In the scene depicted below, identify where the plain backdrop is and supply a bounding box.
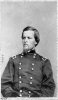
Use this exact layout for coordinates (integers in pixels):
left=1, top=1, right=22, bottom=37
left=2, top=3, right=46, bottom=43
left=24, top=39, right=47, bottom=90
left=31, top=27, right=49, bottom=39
left=1, top=1, right=57, bottom=96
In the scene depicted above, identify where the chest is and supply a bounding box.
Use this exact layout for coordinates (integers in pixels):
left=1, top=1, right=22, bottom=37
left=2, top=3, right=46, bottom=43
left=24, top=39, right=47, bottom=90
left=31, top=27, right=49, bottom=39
left=13, top=55, right=43, bottom=80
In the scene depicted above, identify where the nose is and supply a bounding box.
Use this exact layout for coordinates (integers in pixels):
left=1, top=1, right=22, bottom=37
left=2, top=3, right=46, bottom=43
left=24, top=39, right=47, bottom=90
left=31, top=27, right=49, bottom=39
left=24, top=37, right=28, bottom=43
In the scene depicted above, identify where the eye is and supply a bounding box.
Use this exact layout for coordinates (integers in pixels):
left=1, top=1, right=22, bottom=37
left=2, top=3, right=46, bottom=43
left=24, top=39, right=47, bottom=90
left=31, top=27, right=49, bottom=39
left=22, top=36, right=26, bottom=39
left=28, top=37, right=32, bottom=39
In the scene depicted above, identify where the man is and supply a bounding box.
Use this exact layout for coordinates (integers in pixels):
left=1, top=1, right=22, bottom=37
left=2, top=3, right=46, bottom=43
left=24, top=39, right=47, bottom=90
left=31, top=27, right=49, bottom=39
left=1, top=26, right=55, bottom=97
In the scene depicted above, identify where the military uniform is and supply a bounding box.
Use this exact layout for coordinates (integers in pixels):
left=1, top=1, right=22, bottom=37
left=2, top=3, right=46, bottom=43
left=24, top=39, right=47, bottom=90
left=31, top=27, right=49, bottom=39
left=1, top=50, right=55, bottom=97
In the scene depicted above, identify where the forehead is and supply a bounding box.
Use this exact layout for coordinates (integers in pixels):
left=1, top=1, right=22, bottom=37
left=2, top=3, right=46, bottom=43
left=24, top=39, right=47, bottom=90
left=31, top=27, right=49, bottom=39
left=23, top=30, right=34, bottom=37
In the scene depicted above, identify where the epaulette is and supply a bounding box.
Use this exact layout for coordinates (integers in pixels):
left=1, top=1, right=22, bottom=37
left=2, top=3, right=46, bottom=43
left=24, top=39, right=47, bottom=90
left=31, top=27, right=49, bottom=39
left=42, top=57, right=47, bottom=61
left=12, top=55, right=16, bottom=59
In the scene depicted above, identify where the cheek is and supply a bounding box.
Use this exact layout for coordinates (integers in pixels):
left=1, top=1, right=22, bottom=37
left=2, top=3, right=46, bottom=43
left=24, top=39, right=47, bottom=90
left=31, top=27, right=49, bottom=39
left=29, top=40, right=35, bottom=46
left=22, top=40, right=24, bottom=44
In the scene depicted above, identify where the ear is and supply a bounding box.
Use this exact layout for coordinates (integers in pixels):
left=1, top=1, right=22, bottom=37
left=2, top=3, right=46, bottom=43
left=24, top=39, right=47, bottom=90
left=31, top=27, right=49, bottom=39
left=35, top=42, right=37, bottom=46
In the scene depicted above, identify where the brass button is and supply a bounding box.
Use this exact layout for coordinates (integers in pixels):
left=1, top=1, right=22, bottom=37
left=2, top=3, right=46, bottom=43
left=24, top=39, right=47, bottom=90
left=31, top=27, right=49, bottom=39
left=20, top=90, right=22, bottom=93
left=31, top=68, right=34, bottom=71
left=21, top=56, right=23, bottom=58
left=19, top=81, right=22, bottom=84
left=29, top=91, right=31, bottom=93
left=19, top=67, right=21, bottom=70
left=33, top=56, right=35, bottom=58
left=19, top=76, right=21, bottom=79
left=32, top=63, right=34, bottom=66
left=34, top=53, right=36, bottom=56
left=30, top=82, right=32, bottom=84
left=19, top=63, right=21, bottom=65
left=19, top=94, right=22, bottom=97
left=30, top=77, right=33, bottom=80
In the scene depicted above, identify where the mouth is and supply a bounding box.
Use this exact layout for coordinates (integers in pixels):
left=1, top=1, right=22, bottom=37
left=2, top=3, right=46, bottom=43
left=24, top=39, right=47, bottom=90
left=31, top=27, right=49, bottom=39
left=23, top=44, right=29, bottom=48
left=24, top=44, right=28, bottom=46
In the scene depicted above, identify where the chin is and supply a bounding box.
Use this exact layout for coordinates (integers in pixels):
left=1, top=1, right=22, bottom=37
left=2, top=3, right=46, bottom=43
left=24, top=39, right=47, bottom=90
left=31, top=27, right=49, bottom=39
left=24, top=48, right=29, bottom=51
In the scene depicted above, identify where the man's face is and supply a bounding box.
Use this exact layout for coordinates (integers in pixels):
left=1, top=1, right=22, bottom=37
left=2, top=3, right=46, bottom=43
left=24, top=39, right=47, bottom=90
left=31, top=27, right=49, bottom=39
left=22, top=30, right=36, bottom=51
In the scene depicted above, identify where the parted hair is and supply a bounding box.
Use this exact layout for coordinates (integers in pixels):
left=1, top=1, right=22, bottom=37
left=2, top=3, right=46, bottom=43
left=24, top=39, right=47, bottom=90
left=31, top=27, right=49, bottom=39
left=21, top=26, right=40, bottom=46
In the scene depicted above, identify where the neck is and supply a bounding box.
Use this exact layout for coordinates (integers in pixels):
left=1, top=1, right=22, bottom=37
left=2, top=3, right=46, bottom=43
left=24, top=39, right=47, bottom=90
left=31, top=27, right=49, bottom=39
left=23, top=48, right=35, bottom=54
left=23, top=47, right=35, bottom=52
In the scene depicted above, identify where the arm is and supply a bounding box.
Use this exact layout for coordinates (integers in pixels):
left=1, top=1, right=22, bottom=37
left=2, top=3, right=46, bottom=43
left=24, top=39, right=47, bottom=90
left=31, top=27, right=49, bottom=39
left=1, top=57, right=19, bottom=97
left=39, top=59, right=56, bottom=97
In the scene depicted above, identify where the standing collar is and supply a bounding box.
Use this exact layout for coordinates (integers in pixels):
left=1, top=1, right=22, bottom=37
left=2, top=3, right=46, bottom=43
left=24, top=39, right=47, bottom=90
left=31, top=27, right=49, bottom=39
left=27, top=49, right=36, bottom=54
left=22, top=49, right=36, bottom=55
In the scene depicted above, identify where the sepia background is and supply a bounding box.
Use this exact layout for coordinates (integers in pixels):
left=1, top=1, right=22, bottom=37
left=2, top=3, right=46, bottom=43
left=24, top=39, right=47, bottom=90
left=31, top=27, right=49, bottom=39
left=1, top=1, right=57, bottom=96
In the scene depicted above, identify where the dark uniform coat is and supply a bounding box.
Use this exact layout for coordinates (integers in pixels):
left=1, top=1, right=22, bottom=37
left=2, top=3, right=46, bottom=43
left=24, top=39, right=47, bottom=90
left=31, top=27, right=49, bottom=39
left=1, top=50, right=55, bottom=97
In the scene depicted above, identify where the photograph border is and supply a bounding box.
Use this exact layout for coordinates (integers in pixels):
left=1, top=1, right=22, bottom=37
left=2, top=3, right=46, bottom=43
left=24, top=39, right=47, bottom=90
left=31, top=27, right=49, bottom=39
left=0, top=0, right=58, bottom=100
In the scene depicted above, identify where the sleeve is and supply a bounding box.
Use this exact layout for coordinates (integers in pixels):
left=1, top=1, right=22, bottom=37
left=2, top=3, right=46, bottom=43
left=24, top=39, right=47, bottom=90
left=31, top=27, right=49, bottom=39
left=1, top=57, right=19, bottom=97
left=38, top=59, right=56, bottom=97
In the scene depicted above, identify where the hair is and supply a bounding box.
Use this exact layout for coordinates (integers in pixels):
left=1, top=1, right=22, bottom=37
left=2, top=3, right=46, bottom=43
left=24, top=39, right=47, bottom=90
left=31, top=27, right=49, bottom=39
left=21, top=26, right=40, bottom=46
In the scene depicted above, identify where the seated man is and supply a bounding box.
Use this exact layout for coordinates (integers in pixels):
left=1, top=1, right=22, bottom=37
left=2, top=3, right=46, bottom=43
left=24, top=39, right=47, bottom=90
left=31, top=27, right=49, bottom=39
left=1, top=26, right=55, bottom=97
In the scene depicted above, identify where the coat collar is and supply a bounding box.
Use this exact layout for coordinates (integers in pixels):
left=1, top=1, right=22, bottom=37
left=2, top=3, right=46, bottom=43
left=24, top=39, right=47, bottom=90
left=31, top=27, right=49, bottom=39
left=22, top=49, right=36, bottom=55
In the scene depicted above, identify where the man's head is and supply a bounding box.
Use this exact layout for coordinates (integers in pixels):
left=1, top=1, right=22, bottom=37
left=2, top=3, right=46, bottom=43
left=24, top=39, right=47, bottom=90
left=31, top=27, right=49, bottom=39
left=21, top=26, right=40, bottom=51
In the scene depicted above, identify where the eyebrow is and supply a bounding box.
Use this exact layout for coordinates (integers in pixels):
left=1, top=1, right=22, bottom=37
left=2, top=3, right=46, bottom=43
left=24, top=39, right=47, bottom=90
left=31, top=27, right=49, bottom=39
left=23, top=36, right=32, bottom=38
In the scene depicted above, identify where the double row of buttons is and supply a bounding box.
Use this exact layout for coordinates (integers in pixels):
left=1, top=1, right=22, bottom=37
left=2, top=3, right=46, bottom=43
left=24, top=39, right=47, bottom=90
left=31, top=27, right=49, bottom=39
left=19, top=90, right=22, bottom=97
left=19, top=76, right=33, bottom=79
left=19, top=90, right=31, bottom=97
left=19, top=62, right=34, bottom=70
left=19, top=78, right=33, bottom=85
left=19, top=54, right=36, bottom=97
left=19, top=67, right=34, bottom=71
left=19, top=62, right=34, bottom=84
left=33, top=53, right=36, bottom=59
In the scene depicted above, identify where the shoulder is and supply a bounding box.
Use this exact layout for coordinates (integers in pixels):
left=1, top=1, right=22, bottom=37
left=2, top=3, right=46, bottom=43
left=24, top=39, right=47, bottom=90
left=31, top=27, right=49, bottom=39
left=36, top=53, right=52, bottom=69
left=39, top=55, right=51, bottom=68
left=10, top=53, right=21, bottom=60
left=41, top=56, right=47, bottom=62
left=36, top=53, right=47, bottom=61
left=39, top=54, right=51, bottom=64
